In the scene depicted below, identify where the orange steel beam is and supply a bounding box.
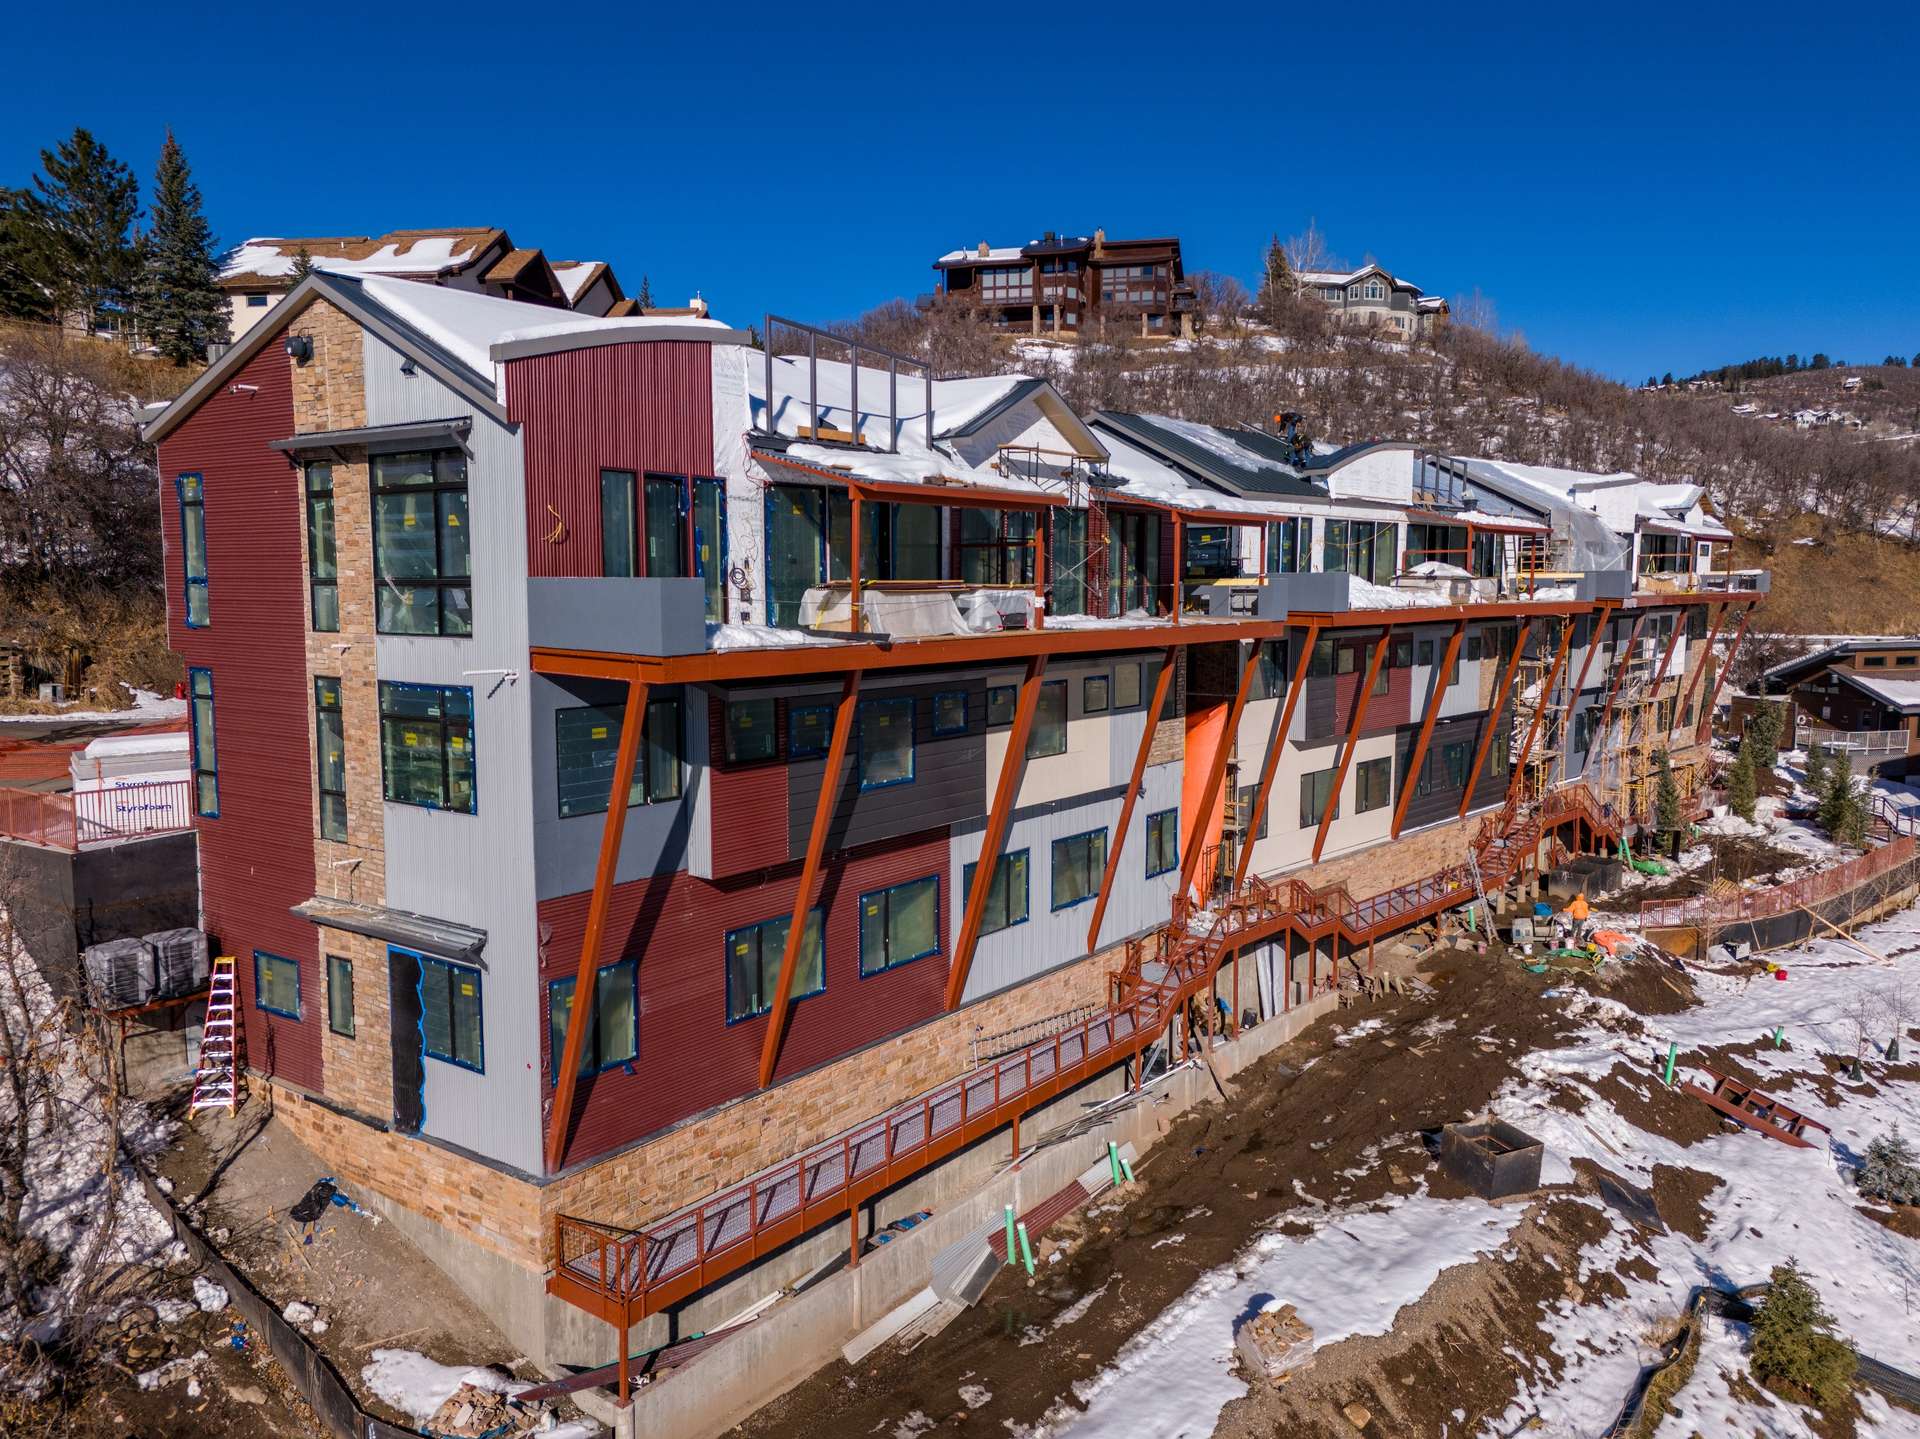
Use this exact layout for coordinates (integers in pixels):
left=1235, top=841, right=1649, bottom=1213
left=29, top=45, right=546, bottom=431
left=1176, top=642, right=1263, bottom=902
left=1459, top=621, right=1532, bottom=818
left=1566, top=602, right=1618, bottom=702
left=1696, top=602, right=1754, bottom=743
left=758, top=670, right=861, bottom=1089
left=945, top=655, right=1048, bottom=1009
left=1675, top=601, right=1729, bottom=730
left=1087, top=649, right=1178, bottom=951
left=1507, top=610, right=1579, bottom=802
left=1232, top=622, right=1321, bottom=891
left=546, top=676, right=649, bottom=1173
left=1313, top=627, right=1392, bottom=863
left=1594, top=612, right=1647, bottom=755
left=1391, top=620, right=1465, bottom=839
left=1032, top=509, right=1047, bottom=630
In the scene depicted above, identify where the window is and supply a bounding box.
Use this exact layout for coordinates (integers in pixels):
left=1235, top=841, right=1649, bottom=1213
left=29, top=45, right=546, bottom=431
left=1442, top=740, right=1471, bottom=789
left=177, top=473, right=209, bottom=626
left=933, top=691, right=969, bottom=736
left=245, top=293, right=269, bottom=307
left=1145, top=809, right=1178, bottom=877
left=986, top=685, right=1016, bottom=726
left=859, top=875, right=940, bottom=975
left=315, top=677, right=346, bottom=841
left=1356, top=757, right=1393, bottom=813
left=1489, top=739, right=1510, bottom=779
left=420, top=954, right=484, bottom=1071
left=724, top=911, right=824, bottom=1023
left=1686, top=608, right=1709, bottom=641
left=254, top=951, right=300, bottom=1019
left=372, top=450, right=470, bottom=636
left=644, top=475, right=686, bottom=578
left=963, top=850, right=1030, bottom=935
left=554, top=695, right=682, bottom=816
left=1572, top=707, right=1596, bottom=755
left=601, top=469, right=636, bottom=577
left=956, top=508, right=1035, bottom=586
left=1115, top=663, right=1142, bottom=709
left=1405, top=522, right=1467, bottom=570
left=1864, top=654, right=1887, bottom=668
left=979, top=265, right=1033, bottom=302
left=326, top=954, right=354, bottom=1037
left=859, top=697, right=915, bottom=789
left=1083, top=674, right=1110, bottom=715
left=1050, top=829, right=1107, bottom=909
left=1898, top=656, right=1918, bottom=667
left=789, top=702, right=833, bottom=758
left=1253, top=640, right=1288, bottom=700
left=1299, top=768, right=1340, bottom=828
left=549, top=958, right=641, bottom=1072
left=379, top=682, right=475, bottom=813
left=1028, top=680, right=1067, bottom=758
left=1323, top=519, right=1396, bottom=584
left=188, top=668, right=217, bottom=817
left=305, top=462, right=337, bottom=631
left=1264, top=517, right=1305, bottom=574
left=726, top=698, right=777, bottom=762
left=1237, top=783, right=1269, bottom=840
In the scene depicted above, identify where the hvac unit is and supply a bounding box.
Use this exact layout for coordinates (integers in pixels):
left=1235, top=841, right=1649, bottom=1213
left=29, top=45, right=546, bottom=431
left=147, top=928, right=211, bottom=999
left=84, top=936, right=157, bottom=1010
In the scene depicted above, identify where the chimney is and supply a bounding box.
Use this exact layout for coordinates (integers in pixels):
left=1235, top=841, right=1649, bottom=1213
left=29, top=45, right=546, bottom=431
left=977, top=241, right=990, bottom=258
left=689, top=295, right=709, bottom=318
left=1043, top=230, right=1056, bottom=243
left=1093, top=227, right=1106, bottom=257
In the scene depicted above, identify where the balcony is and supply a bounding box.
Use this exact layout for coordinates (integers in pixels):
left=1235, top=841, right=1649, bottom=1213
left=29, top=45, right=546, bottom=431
left=527, top=578, right=710, bottom=658
left=0, top=781, right=192, bottom=851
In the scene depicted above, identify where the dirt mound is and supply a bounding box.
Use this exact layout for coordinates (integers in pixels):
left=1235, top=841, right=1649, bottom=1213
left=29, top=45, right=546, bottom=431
left=1651, top=1165, right=1724, bottom=1241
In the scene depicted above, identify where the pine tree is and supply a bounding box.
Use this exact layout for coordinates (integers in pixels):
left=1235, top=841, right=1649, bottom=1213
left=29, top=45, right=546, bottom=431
left=1750, top=1259, right=1856, bottom=1407
left=0, top=188, right=54, bottom=320
left=138, top=131, right=228, bottom=364
left=290, top=245, right=314, bottom=280
left=1802, top=743, right=1828, bottom=801
left=16, top=127, right=140, bottom=333
left=1818, top=762, right=1866, bottom=844
left=1858, top=1128, right=1920, bottom=1205
left=637, top=273, right=653, bottom=309
left=1256, top=234, right=1293, bottom=309
left=1653, top=748, right=1683, bottom=852
left=1728, top=747, right=1757, bottom=822
left=1746, top=700, right=1784, bottom=764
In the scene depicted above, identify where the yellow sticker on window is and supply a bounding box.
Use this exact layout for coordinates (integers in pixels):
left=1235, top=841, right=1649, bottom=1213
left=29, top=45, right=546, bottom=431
left=866, top=902, right=879, bottom=916
left=404, top=731, right=418, bottom=744
left=591, top=726, right=608, bottom=739
left=403, top=513, right=417, bottom=527
left=449, top=736, right=464, bottom=750
left=446, top=514, right=460, bottom=527
left=460, top=982, right=474, bottom=996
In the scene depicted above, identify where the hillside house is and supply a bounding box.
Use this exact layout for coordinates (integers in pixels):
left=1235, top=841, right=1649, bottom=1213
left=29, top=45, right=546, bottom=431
left=1754, top=638, right=1920, bottom=767
left=1298, top=264, right=1448, bottom=334
left=216, top=228, right=631, bottom=340
left=139, top=272, right=1757, bottom=1393
left=931, top=230, right=1198, bottom=339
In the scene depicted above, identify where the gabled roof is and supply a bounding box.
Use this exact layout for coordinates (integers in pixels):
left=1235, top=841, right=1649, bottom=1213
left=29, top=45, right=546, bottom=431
left=1832, top=669, right=1920, bottom=714
left=1761, top=638, right=1920, bottom=691
left=551, top=260, right=620, bottom=306
left=1297, top=263, right=1424, bottom=297
left=1088, top=411, right=1325, bottom=500
left=218, top=228, right=508, bottom=288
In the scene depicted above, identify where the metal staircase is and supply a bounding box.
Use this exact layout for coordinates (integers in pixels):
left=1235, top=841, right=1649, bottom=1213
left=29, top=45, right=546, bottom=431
left=189, top=954, right=240, bottom=1115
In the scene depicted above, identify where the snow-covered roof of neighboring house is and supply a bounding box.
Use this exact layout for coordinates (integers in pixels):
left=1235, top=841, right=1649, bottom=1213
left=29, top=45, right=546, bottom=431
left=1415, top=296, right=1448, bottom=313
left=1096, top=426, right=1358, bottom=520
left=1761, top=638, right=1920, bottom=690
left=1089, top=412, right=1325, bottom=501
left=551, top=261, right=613, bottom=305
left=1832, top=671, right=1920, bottom=714
left=1297, top=264, right=1425, bottom=296
left=934, top=245, right=1028, bottom=266
left=218, top=228, right=507, bottom=287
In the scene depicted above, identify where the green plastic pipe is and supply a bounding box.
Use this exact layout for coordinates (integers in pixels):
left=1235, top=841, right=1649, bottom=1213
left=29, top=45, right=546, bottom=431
left=1016, top=1221, right=1035, bottom=1275
left=1120, top=1154, right=1135, bottom=1183
left=1663, top=1041, right=1678, bottom=1086
left=1003, top=1204, right=1016, bottom=1267
left=1773, top=1026, right=1785, bottom=1049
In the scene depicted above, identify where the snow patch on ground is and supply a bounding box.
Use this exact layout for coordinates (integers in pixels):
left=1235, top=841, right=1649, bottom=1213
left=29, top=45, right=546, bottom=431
left=0, top=687, right=184, bottom=724
left=359, top=1348, right=531, bottom=1424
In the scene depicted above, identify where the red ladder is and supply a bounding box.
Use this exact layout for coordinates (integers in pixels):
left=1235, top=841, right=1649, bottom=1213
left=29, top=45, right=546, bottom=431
left=190, top=954, right=240, bottom=1115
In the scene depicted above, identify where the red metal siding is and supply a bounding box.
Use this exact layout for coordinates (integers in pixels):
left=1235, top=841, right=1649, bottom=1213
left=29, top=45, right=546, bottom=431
left=504, top=343, right=713, bottom=578
left=1329, top=637, right=1412, bottom=737
left=157, top=347, right=321, bottom=1092
left=705, top=696, right=791, bottom=878
left=538, top=828, right=950, bottom=1168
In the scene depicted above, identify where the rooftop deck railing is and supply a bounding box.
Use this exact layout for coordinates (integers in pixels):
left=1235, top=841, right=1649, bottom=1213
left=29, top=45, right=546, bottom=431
left=0, top=780, right=192, bottom=851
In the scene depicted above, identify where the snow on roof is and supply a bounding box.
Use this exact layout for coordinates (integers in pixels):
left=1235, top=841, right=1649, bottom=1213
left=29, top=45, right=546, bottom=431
left=936, top=246, right=1026, bottom=265
left=1296, top=265, right=1423, bottom=294
left=550, top=261, right=605, bottom=304
left=1835, top=672, right=1920, bottom=712
left=80, top=733, right=188, bottom=759
left=221, top=232, right=488, bottom=283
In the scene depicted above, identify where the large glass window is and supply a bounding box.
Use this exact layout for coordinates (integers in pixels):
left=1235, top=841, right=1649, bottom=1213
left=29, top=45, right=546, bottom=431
left=859, top=697, right=915, bottom=789
left=725, top=697, right=777, bottom=763
left=178, top=473, right=209, bottom=627
left=326, top=954, right=354, bottom=1037
left=645, top=475, right=685, bottom=578
left=1264, top=517, right=1306, bottom=574
left=1145, top=809, right=1178, bottom=877
left=1108, top=509, right=1161, bottom=615
left=1299, top=768, right=1340, bottom=828
left=789, top=703, right=833, bottom=758
left=601, top=468, right=636, bottom=578
left=933, top=691, right=968, bottom=736
left=766, top=485, right=825, bottom=628
left=188, top=667, right=217, bottom=817
left=986, top=686, right=1016, bottom=726
left=859, top=876, right=940, bottom=975
left=1083, top=674, right=1110, bottom=715
left=372, top=450, right=471, bottom=636
left=1115, top=663, right=1142, bottom=709
left=1253, top=639, right=1289, bottom=700
left=548, top=958, right=641, bottom=1074
left=693, top=478, right=726, bottom=621
left=724, top=911, right=825, bottom=1022
left=254, top=951, right=300, bottom=1019
left=1028, top=680, right=1067, bottom=758
left=1356, top=757, right=1393, bottom=813
left=554, top=695, right=682, bottom=817
left=315, top=677, right=346, bottom=841
left=1405, top=522, right=1468, bottom=570
left=305, top=462, right=337, bottom=631
left=1237, top=782, right=1269, bottom=840
left=1051, top=829, right=1107, bottom=910
left=379, top=683, right=475, bottom=813
left=957, top=508, right=1035, bottom=586
left=1323, top=519, right=1397, bottom=585
left=420, top=954, right=484, bottom=1071
left=1443, top=740, right=1472, bottom=789
left=1050, top=509, right=1089, bottom=617
left=963, top=850, right=1029, bottom=936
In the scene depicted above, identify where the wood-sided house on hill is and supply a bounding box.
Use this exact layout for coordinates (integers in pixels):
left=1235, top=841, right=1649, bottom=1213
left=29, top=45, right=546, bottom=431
left=1750, top=639, right=1920, bottom=769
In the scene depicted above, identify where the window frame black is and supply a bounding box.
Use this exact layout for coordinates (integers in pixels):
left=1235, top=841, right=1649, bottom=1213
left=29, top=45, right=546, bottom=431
left=315, top=676, right=346, bottom=841
left=963, top=849, right=1030, bottom=936
left=378, top=681, right=477, bottom=814
left=370, top=449, right=472, bottom=638
left=304, top=461, right=338, bottom=633
left=418, top=952, right=485, bottom=1072
left=326, top=953, right=355, bottom=1037
left=254, top=950, right=300, bottom=1020
left=548, top=956, right=642, bottom=1076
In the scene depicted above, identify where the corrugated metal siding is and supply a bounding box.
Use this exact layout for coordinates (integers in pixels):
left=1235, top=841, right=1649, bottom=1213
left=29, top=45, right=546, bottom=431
left=536, top=827, right=950, bottom=1167
left=1393, top=707, right=1513, bottom=830
left=706, top=696, right=791, bottom=878
left=157, top=346, right=321, bottom=1090
left=505, top=343, right=713, bottom=578
left=788, top=679, right=987, bottom=856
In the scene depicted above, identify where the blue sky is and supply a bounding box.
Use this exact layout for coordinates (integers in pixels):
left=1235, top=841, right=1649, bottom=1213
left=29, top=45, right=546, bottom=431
left=6, top=2, right=1916, bottom=382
